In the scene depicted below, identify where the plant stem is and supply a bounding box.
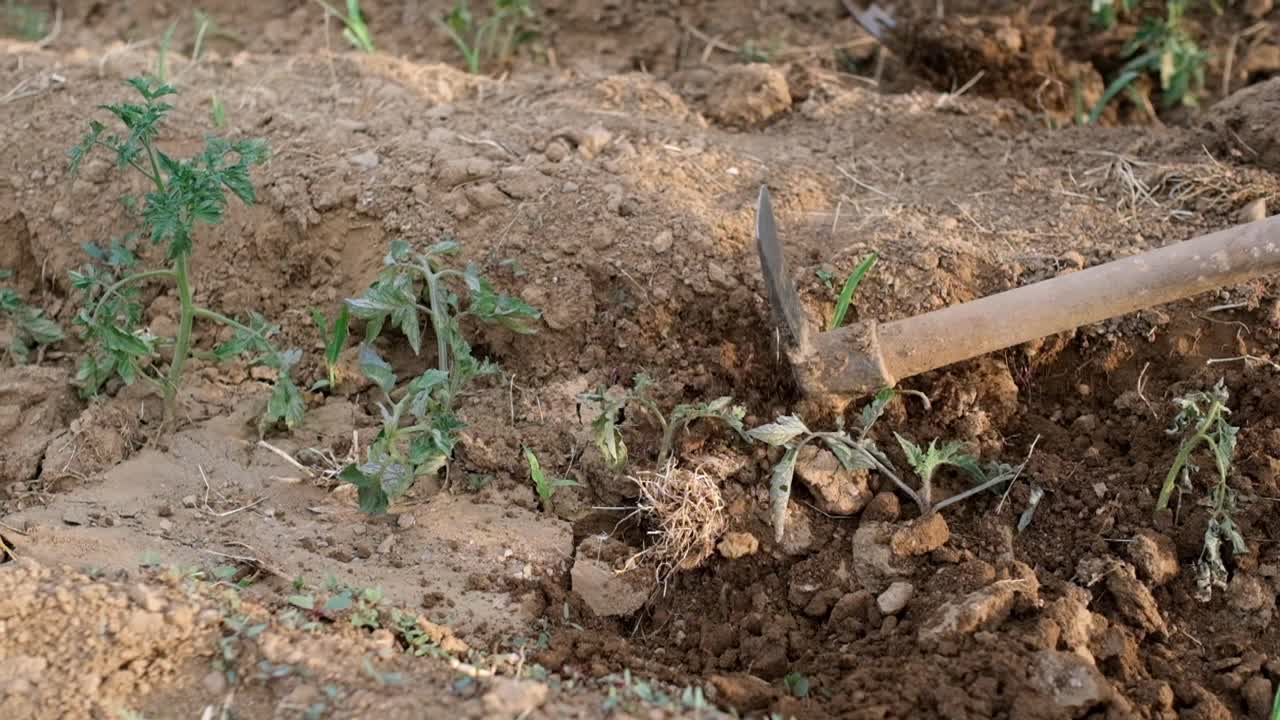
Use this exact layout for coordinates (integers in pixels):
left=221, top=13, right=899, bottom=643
left=87, top=269, right=175, bottom=326
left=419, top=264, right=451, bottom=377
left=191, top=306, right=267, bottom=338
left=164, top=252, right=195, bottom=422
left=1156, top=404, right=1222, bottom=511
left=857, top=445, right=927, bottom=514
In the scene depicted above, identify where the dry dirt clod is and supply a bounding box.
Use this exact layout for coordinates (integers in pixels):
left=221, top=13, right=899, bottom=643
left=919, top=575, right=1040, bottom=644
left=862, top=491, right=901, bottom=523
left=708, top=674, right=777, bottom=712
left=876, top=581, right=914, bottom=616
left=890, top=512, right=951, bottom=557
left=482, top=678, right=549, bottom=718
left=718, top=531, right=759, bottom=559
left=705, top=64, right=792, bottom=128
left=1028, top=650, right=1113, bottom=714
left=1103, top=561, right=1168, bottom=637
left=1127, top=530, right=1179, bottom=587
left=1242, top=676, right=1274, bottom=719
left=1244, top=0, right=1274, bottom=17
left=1228, top=574, right=1276, bottom=627
left=794, top=445, right=873, bottom=515
left=571, top=554, right=654, bottom=618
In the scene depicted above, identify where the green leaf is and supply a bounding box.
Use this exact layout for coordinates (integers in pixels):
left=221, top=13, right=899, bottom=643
left=748, top=415, right=808, bottom=447
left=829, top=252, right=878, bottom=330
left=1212, top=423, right=1238, bottom=482
left=784, top=672, right=811, bottom=699
left=324, top=591, right=354, bottom=612
left=769, top=446, right=800, bottom=543
left=327, top=304, right=350, bottom=364
left=858, top=387, right=896, bottom=436
left=260, top=375, right=305, bottom=433
left=288, top=594, right=316, bottom=610
left=822, top=435, right=874, bottom=471
left=358, top=344, right=397, bottom=393
left=212, top=565, right=239, bottom=580
left=102, top=324, right=153, bottom=357
left=339, top=463, right=389, bottom=515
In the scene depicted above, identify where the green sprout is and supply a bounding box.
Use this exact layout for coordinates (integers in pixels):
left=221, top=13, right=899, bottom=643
left=829, top=252, right=878, bottom=331
left=525, top=446, right=581, bottom=513
left=579, top=372, right=748, bottom=473
left=314, top=0, right=375, bottom=53
left=67, top=77, right=302, bottom=432
left=750, top=389, right=1022, bottom=541
left=1088, top=0, right=1207, bottom=123
left=310, top=304, right=350, bottom=392
left=0, top=269, right=64, bottom=364
left=435, top=0, right=540, bottom=75
left=338, top=238, right=540, bottom=513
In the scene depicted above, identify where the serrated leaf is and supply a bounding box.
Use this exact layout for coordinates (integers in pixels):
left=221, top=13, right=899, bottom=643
left=859, top=387, right=896, bottom=435
left=769, top=446, right=800, bottom=543
left=359, top=344, right=397, bottom=393
left=1212, top=423, right=1238, bottom=482
left=749, top=415, right=809, bottom=447
left=339, top=464, right=389, bottom=515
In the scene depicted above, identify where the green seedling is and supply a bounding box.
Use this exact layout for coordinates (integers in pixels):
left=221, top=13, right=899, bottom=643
left=210, top=93, right=226, bottom=128
left=579, top=372, right=748, bottom=472
left=1157, top=380, right=1246, bottom=601
left=750, top=389, right=1022, bottom=541
left=525, top=446, right=581, bottom=513
left=436, top=0, right=540, bottom=75
left=1089, top=0, right=1136, bottom=29
left=338, top=238, right=539, bottom=513
left=156, top=22, right=178, bottom=83
left=1271, top=684, right=1280, bottom=720
left=0, top=269, right=64, bottom=364
left=784, top=672, right=811, bottom=699
left=2, top=1, right=47, bottom=40
left=314, top=0, right=375, bottom=53
left=828, top=252, right=878, bottom=331
left=1088, top=0, right=1207, bottom=123
left=68, top=77, right=303, bottom=432
left=309, top=304, right=350, bottom=392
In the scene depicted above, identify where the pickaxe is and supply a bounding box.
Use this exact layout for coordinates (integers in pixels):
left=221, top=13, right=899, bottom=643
left=755, top=185, right=1280, bottom=402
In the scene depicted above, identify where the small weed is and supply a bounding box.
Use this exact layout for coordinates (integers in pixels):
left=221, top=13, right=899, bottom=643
left=579, top=373, right=747, bottom=472
left=338, top=237, right=539, bottom=513
left=1158, top=380, right=1247, bottom=601
left=0, top=269, right=64, bottom=364
left=68, top=78, right=303, bottom=432
left=314, top=0, right=375, bottom=53
left=210, top=93, right=226, bottom=128
left=1089, top=0, right=1136, bottom=29
left=828, top=252, right=878, bottom=331
left=436, top=0, right=540, bottom=75
left=1, top=1, right=47, bottom=41
left=751, top=389, right=1023, bottom=540
left=815, top=268, right=836, bottom=290
left=309, top=304, right=350, bottom=392
left=1088, top=0, right=1208, bottom=123
left=524, top=446, right=581, bottom=513
left=784, top=671, right=811, bottom=698
left=739, top=39, right=780, bottom=64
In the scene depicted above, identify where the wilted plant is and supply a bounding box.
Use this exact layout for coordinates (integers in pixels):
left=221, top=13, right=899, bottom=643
left=1157, top=379, right=1246, bottom=601
left=68, top=77, right=303, bottom=432
left=525, top=447, right=581, bottom=513
left=0, top=269, right=63, bottom=364
left=579, top=373, right=748, bottom=473
left=338, top=238, right=540, bottom=513
left=750, top=388, right=1022, bottom=541
left=435, top=0, right=540, bottom=74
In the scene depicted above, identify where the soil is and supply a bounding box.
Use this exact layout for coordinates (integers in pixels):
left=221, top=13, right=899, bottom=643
left=3, top=1, right=1280, bottom=719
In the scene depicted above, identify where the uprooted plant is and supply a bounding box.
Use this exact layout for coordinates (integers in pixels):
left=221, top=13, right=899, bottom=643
left=338, top=238, right=540, bottom=513
left=0, top=269, right=64, bottom=364
left=68, top=77, right=304, bottom=432
left=1156, top=379, right=1247, bottom=601
left=750, top=388, right=1025, bottom=541
left=578, top=372, right=748, bottom=473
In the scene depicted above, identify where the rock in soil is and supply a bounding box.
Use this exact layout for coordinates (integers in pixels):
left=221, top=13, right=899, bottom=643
left=1243, top=676, right=1274, bottom=719
left=1208, top=77, right=1280, bottom=173
left=794, top=445, right=873, bottom=515
left=1027, top=650, right=1113, bottom=714
left=1228, top=574, right=1276, bottom=627
left=717, top=531, right=759, bottom=559
left=1127, top=530, right=1179, bottom=587
left=705, top=64, right=791, bottom=128
left=919, top=573, right=1040, bottom=644
left=0, top=366, right=79, bottom=486
left=482, top=678, right=549, bottom=718
left=876, top=581, right=914, bottom=616
left=571, top=555, right=654, bottom=618
left=851, top=521, right=912, bottom=592
left=890, top=513, right=951, bottom=557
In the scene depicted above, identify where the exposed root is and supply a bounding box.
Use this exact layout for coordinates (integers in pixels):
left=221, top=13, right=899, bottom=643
left=623, top=460, right=727, bottom=586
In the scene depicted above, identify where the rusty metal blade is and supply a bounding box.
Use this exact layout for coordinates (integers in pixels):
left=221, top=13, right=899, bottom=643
left=755, top=186, right=809, bottom=351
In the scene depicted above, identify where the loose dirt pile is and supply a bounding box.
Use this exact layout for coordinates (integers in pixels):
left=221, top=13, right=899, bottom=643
left=3, top=1, right=1280, bottom=718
